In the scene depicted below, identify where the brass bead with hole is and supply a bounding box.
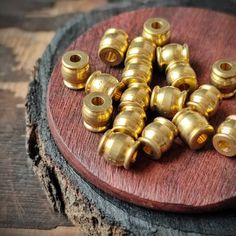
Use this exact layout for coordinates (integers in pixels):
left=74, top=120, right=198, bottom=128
left=82, top=92, right=113, bottom=132
left=166, top=61, right=198, bottom=93
left=210, top=59, right=236, bottom=98
left=156, top=43, right=189, bottom=68
left=139, top=117, right=178, bottom=160
left=187, top=84, right=222, bottom=118
left=85, top=71, right=123, bottom=101
left=98, top=129, right=140, bottom=169
left=172, top=108, right=214, bottom=150
left=213, top=115, right=236, bottom=157
left=61, top=50, right=90, bottom=90
left=142, top=17, right=170, bottom=46
left=150, top=86, right=188, bottom=118
left=98, top=28, right=129, bottom=66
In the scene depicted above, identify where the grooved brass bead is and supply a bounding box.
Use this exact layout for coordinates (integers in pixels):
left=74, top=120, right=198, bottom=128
left=120, top=83, right=151, bottom=110
left=112, top=102, right=146, bottom=139
left=142, top=17, right=170, bottom=46
left=61, top=50, right=90, bottom=90
left=85, top=71, right=123, bottom=101
left=139, top=117, right=178, bottom=160
left=156, top=43, right=189, bottom=68
left=213, top=115, right=236, bottom=157
left=150, top=86, right=187, bottom=118
left=82, top=92, right=113, bottom=132
left=187, top=84, right=222, bottom=118
left=166, top=62, right=198, bottom=92
left=98, top=129, right=140, bottom=169
left=125, top=36, right=155, bottom=65
left=172, top=108, right=214, bottom=150
left=210, top=59, right=236, bottom=98
left=98, top=28, right=129, bottom=66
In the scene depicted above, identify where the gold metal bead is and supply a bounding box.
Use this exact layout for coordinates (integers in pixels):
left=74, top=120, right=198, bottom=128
left=61, top=50, right=90, bottom=90
left=142, top=17, right=170, bottom=46
left=156, top=43, right=189, bottom=68
left=125, top=36, right=155, bottom=65
left=172, top=108, right=214, bottom=150
left=213, top=115, right=236, bottom=157
left=98, top=28, right=129, bottom=66
left=120, top=82, right=151, bottom=110
left=82, top=92, right=113, bottom=132
left=139, top=117, right=178, bottom=160
left=150, top=85, right=187, bottom=118
left=210, top=59, right=236, bottom=98
left=166, top=61, right=198, bottom=93
left=85, top=71, right=123, bottom=101
left=98, top=129, right=140, bottom=169
left=187, top=84, right=222, bottom=118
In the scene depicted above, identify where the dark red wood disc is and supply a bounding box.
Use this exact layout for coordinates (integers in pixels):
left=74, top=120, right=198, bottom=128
left=47, top=7, right=236, bottom=212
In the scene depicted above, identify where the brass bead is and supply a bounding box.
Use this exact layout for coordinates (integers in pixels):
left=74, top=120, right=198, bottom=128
left=125, top=36, right=155, bottom=65
left=156, top=43, right=189, bottom=68
left=61, top=50, right=90, bottom=90
left=139, top=117, right=178, bottom=160
left=166, top=61, right=198, bottom=93
left=112, top=102, right=146, bottom=139
left=142, top=17, right=170, bottom=46
left=210, top=59, right=236, bottom=98
left=150, top=85, right=187, bottom=118
left=82, top=92, right=113, bottom=132
left=98, top=28, right=129, bottom=66
left=213, top=115, right=236, bottom=157
left=120, top=83, right=151, bottom=110
left=98, top=129, right=140, bottom=169
left=85, top=71, right=123, bottom=101
left=187, top=84, right=222, bottom=118
left=172, top=108, right=214, bottom=150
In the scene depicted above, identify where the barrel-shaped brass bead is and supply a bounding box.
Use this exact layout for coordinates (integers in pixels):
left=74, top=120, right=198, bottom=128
left=82, top=92, right=113, bottom=132
left=98, top=28, right=129, bottom=66
left=210, top=59, right=236, bottom=98
left=187, top=84, right=222, bottom=118
left=142, top=17, right=170, bottom=46
left=139, top=117, right=178, bottom=160
left=125, top=36, right=155, bottom=65
left=150, top=86, right=187, bottom=118
left=85, top=71, right=123, bottom=101
left=213, top=115, right=236, bottom=157
left=120, top=83, right=151, bottom=110
left=157, top=43, right=189, bottom=68
left=166, top=62, right=198, bottom=93
left=172, top=108, right=214, bottom=150
left=98, top=129, right=140, bottom=169
left=61, top=50, right=90, bottom=90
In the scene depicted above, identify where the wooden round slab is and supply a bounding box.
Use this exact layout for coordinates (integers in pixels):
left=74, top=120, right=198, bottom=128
left=47, top=7, right=236, bottom=212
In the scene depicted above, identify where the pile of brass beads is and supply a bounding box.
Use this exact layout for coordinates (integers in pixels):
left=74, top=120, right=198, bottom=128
left=61, top=17, right=236, bottom=169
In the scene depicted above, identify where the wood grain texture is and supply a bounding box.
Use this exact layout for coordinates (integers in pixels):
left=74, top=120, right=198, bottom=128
left=47, top=7, right=236, bottom=212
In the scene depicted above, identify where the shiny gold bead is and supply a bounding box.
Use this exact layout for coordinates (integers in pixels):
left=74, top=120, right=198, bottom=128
left=120, top=83, right=151, bottom=110
left=172, top=108, right=214, bottom=150
left=210, top=59, right=236, bottom=98
left=150, top=85, right=187, bottom=118
left=139, top=117, right=178, bottom=160
left=166, top=61, right=198, bottom=93
left=61, top=50, right=90, bottom=90
left=187, top=84, right=222, bottom=118
left=125, top=36, right=155, bottom=65
left=85, top=71, right=123, bottom=101
left=156, top=43, right=189, bottom=68
left=82, top=92, right=113, bottom=132
left=98, top=129, right=140, bottom=169
left=98, top=28, right=129, bottom=66
left=213, top=115, right=236, bottom=157
left=142, top=17, right=170, bottom=46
